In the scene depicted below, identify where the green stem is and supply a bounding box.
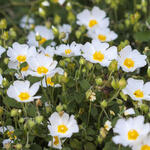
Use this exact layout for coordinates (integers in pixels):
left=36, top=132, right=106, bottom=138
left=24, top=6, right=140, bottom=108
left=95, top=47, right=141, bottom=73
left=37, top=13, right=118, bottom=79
left=87, top=102, right=92, bottom=126
left=97, top=110, right=103, bottom=129
left=109, top=88, right=121, bottom=102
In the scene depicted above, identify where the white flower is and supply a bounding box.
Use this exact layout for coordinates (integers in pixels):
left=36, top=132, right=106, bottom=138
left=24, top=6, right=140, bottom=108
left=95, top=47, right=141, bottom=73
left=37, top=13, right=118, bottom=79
left=104, top=120, right=112, bottom=131
left=7, top=42, right=37, bottom=63
left=58, top=24, right=71, bottom=42
left=8, top=61, right=30, bottom=79
left=0, top=126, right=16, bottom=147
left=0, top=74, right=3, bottom=86
left=87, top=28, right=118, bottom=42
left=55, top=42, right=82, bottom=57
left=27, top=53, right=57, bottom=77
left=77, top=6, right=109, bottom=30
left=7, top=80, right=41, bottom=103
left=42, top=67, right=64, bottom=87
left=132, top=136, right=150, bottom=150
left=0, top=45, right=6, bottom=57
left=54, top=0, right=66, bottom=5
left=118, top=45, right=147, bottom=72
left=48, top=112, right=79, bottom=138
left=48, top=136, right=62, bottom=149
left=41, top=0, right=50, bottom=6
left=124, top=108, right=135, bottom=116
left=20, top=15, right=34, bottom=29
left=40, top=46, right=55, bottom=58
left=27, top=25, right=54, bottom=47
left=122, top=78, right=150, bottom=101
left=112, top=116, right=150, bottom=147
left=82, top=40, right=117, bottom=67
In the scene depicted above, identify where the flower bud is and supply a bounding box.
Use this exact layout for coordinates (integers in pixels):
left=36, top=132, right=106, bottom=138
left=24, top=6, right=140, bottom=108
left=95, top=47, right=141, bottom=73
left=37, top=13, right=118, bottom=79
left=1, top=31, right=9, bottom=40
left=82, top=67, right=86, bottom=73
left=46, top=106, right=52, bottom=113
left=4, top=57, right=9, bottom=65
left=35, top=33, right=41, bottom=41
left=97, top=135, right=103, bottom=144
left=59, top=60, right=66, bottom=67
left=15, top=143, right=22, bottom=150
left=36, top=99, right=42, bottom=107
left=118, top=78, right=126, bottom=89
left=147, top=66, right=150, bottom=77
left=117, top=99, right=123, bottom=105
left=75, top=30, right=81, bottom=39
left=38, top=7, right=46, bottom=18
left=86, top=89, right=92, bottom=99
left=41, top=0, right=50, bottom=7
left=86, top=62, right=93, bottom=70
left=27, top=119, right=35, bottom=128
left=11, top=109, right=18, bottom=117
left=108, top=60, right=118, bottom=72
left=111, top=78, right=119, bottom=89
left=79, top=57, right=86, bottom=65
left=19, top=118, right=24, bottom=124
left=0, top=107, right=3, bottom=116
left=66, top=2, right=72, bottom=11
left=95, top=77, right=103, bottom=86
left=0, top=19, right=7, bottom=29
left=35, top=115, right=43, bottom=124
left=67, top=11, right=75, bottom=24
left=120, top=91, right=128, bottom=101
left=140, top=104, right=149, bottom=113
left=56, top=104, right=63, bottom=112
left=52, top=25, right=59, bottom=37
left=9, top=28, right=16, bottom=39
left=45, top=21, right=51, bottom=28
left=59, top=32, right=66, bottom=40
left=54, top=14, right=61, bottom=25
left=2, top=78, right=9, bottom=87
left=100, top=100, right=107, bottom=108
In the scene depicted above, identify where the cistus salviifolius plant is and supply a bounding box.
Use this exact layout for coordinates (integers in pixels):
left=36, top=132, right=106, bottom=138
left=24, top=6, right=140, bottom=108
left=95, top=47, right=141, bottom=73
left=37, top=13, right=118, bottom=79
left=0, top=0, right=150, bottom=149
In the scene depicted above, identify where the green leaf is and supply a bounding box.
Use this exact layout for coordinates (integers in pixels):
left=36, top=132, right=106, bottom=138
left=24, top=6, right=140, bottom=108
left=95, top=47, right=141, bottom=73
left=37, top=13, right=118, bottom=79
left=3, top=68, right=16, bottom=75
left=84, top=142, right=96, bottom=150
left=30, top=144, right=42, bottom=150
left=134, top=31, right=150, bottom=42
left=3, top=97, right=22, bottom=108
left=70, top=139, right=82, bottom=150
left=27, top=104, right=36, bottom=117
left=80, top=80, right=90, bottom=91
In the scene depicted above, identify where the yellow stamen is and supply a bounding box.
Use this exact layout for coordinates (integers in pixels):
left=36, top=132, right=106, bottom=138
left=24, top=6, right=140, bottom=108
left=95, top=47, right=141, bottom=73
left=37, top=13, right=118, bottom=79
left=128, top=129, right=139, bottom=140
left=46, top=77, right=54, bottom=87
left=18, top=92, right=30, bottom=101
left=133, top=89, right=144, bottom=98
left=141, top=145, right=150, bottom=150
left=39, top=37, right=47, bottom=45
left=89, top=19, right=98, bottom=28
left=21, top=65, right=29, bottom=72
left=37, top=66, right=48, bottom=74
left=93, top=51, right=104, bottom=62
left=53, top=136, right=59, bottom=146
left=98, top=34, right=106, bottom=42
left=45, top=53, right=50, bottom=57
left=7, top=131, right=17, bottom=140
left=65, top=49, right=72, bottom=55
left=124, top=58, right=134, bottom=68
left=16, top=55, right=26, bottom=63
left=57, top=125, right=68, bottom=134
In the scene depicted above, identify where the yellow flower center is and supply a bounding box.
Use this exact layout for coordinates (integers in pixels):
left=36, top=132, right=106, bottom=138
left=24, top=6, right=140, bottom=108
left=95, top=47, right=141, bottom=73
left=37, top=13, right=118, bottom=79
left=89, top=19, right=98, bottom=28
left=21, top=65, right=29, bottom=72
left=133, top=89, right=144, bottom=98
left=93, top=51, right=104, bottom=62
left=16, top=55, right=26, bottom=63
left=45, top=53, right=50, bottom=57
left=98, top=34, right=106, bottom=42
left=46, top=77, right=54, bottom=87
left=39, top=37, right=47, bottom=45
left=141, top=145, right=150, bottom=150
left=65, top=49, right=72, bottom=55
left=124, top=58, right=134, bottom=68
left=53, top=136, right=59, bottom=146
left=128, top=129, right=139, bottom=140
left=37, top=66, right=48, bottom=74
left=57, top=125, right=68, bottom=134
left=7, top=131, right=17, bottom=140
left=53, top=0, right=59, bottom=3
left=18, top=92, right=30, bottom=101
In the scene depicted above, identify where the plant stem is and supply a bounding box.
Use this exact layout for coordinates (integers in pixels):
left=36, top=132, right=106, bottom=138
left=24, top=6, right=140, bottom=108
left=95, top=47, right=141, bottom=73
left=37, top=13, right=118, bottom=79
left=87, top=101, right=92, bottom=126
